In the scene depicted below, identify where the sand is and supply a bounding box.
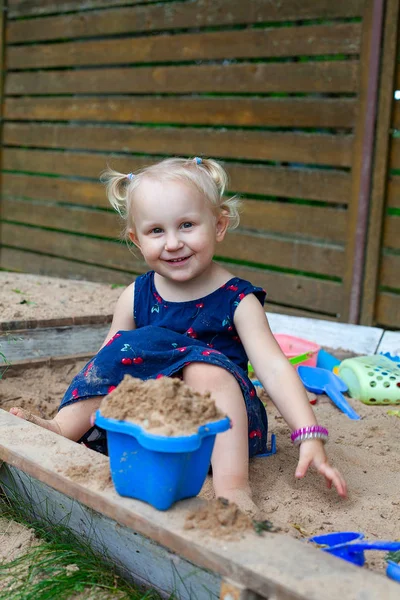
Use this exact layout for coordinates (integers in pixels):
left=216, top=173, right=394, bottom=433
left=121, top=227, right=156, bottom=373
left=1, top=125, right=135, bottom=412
left=0, top=273, right=399, bottom=576
left=99, top=374, right=226, bottom=436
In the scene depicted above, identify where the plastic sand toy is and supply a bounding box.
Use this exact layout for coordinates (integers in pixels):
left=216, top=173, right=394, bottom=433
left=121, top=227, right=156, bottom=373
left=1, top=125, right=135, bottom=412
left=338, top=355, right=400, bottom=405
left=274, top=334, right=320, bottom=367
left=298, top=366, right=361, bottom=420
left=95, top=410, right=231, bottom=510
left=309, top=532, right=400, bottom=567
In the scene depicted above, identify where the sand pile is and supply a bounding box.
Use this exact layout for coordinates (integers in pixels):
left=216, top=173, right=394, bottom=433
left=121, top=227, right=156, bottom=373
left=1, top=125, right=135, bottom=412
left=184, top=498, right=253, bottom=539
left=99, top=375, right=227, bottom=436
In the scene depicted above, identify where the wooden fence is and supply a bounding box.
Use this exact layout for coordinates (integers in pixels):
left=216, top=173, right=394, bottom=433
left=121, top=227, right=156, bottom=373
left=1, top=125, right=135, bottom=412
left=0, top=0, right=398, bottom=327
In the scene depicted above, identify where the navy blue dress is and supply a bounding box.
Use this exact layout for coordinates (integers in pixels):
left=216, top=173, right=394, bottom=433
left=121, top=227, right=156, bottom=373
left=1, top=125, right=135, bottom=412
left=60, top=271, right=268, bottom=456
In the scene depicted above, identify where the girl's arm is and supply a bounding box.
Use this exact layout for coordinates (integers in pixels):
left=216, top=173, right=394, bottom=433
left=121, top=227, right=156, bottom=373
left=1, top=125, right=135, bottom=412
left=99, top=282, right=136, bottom=350
left=234, top=294, right=347, bottom=497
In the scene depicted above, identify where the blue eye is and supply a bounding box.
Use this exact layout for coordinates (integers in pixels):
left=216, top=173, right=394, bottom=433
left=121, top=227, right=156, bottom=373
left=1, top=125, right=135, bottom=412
left=151, top=227, right=163, bottom=234
left=181, top=222, right=193, bottom=229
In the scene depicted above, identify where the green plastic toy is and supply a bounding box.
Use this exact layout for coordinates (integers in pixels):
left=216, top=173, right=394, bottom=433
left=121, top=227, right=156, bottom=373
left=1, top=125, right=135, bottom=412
left=338, top=355, right=400, bottom=405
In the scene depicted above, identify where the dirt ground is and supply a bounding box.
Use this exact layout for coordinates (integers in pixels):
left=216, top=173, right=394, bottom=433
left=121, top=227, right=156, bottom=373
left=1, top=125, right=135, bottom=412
left=0, top=273, right=399, bottom=578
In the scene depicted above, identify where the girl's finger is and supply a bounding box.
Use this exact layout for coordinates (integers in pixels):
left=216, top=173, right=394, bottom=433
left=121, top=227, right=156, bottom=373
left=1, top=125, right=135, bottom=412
left=295, top=456, right=312, bottom=479
left=318, top=463, right=347, bottom=498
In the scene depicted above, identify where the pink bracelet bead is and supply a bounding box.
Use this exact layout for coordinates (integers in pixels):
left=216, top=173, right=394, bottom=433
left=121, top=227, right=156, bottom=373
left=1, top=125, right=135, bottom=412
left=291, top=425, right=329, bottom=446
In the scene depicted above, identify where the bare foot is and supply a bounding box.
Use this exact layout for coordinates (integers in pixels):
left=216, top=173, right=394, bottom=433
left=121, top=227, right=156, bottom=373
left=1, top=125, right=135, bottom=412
left=9, top=407, right=62, bottom=436
left=218, top=488, right=261, bottom=519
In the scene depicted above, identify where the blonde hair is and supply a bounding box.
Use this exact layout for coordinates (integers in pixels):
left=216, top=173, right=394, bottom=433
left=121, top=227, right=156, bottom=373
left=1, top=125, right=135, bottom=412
left=101, top=157, right=241, bottom=240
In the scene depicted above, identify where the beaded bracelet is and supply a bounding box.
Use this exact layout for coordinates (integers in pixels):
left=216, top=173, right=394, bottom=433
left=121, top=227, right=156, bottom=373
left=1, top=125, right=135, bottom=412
left=291, top=425, right=329, bottom=446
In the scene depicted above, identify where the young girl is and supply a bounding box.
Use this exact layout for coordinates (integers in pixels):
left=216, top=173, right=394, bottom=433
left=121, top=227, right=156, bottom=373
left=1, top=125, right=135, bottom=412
left=10, top=157, right=347, bottom=514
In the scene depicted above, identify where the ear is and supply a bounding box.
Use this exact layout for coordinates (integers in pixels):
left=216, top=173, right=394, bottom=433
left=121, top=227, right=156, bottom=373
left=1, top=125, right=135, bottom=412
left=128, top=229, right=141, bottom=249
left=215, top=211, right=230, bottom=242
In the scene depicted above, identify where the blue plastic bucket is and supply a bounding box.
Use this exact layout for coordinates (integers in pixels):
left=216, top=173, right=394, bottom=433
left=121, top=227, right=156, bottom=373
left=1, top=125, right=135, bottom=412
left=95, top=411, right=231, bottom=510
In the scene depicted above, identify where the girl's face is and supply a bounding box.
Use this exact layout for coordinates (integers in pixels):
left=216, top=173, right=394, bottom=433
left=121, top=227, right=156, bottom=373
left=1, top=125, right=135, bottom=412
left=128, top=178, right=229, bottom=284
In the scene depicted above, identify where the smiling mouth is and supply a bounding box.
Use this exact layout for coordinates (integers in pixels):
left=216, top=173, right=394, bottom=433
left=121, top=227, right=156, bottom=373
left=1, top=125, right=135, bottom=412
left=165, top=256, right=191, bottom=263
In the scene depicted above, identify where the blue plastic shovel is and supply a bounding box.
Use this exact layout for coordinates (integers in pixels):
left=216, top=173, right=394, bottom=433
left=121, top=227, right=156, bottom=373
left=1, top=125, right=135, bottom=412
left=387, top=561, right=400, bottom=582
left=298, top=366, right=361, bottom=420
left=309, top=532, right=400, bottom=568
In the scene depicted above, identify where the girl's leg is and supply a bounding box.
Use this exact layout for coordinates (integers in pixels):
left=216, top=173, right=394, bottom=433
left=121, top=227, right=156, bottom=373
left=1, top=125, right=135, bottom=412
left=9, top=396, right=104, bottom=441
left=182, top=362, right=259, bottom=517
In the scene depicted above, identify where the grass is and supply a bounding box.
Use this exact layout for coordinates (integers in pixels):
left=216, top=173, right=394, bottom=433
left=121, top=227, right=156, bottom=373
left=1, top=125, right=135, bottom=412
left=387, top=550, right=400, bottom=564
left=0, top=349, right=9, bottom=380
left=0, top=475, right=166, bottom=600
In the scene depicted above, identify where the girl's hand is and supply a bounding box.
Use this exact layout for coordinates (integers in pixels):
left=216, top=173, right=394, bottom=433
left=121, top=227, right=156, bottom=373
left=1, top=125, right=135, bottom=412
left=295, top=439, right=347, bottom=498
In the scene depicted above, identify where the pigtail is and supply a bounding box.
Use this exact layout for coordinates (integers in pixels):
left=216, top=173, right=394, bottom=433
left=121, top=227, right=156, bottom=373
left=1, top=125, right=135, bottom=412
left=100, top=168, right=132, bottom=219
left=193, top=158, right=241, bottom=230
left=197, top=158, right=228, bottom=197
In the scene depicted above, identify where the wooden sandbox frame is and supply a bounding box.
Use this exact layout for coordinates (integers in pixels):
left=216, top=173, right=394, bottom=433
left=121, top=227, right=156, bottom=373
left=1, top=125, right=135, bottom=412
left=0, top=314, right=399, bottom=600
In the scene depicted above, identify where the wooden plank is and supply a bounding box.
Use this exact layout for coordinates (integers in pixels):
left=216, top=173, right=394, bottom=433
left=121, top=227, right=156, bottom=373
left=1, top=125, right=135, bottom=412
left=386, top=174, right=400, bottom=207
left=2, top=174, right=107, bottom=209
left=1, top=466, right=222, bottom=600
left=0, top=222, right=147, bottom=273
left=8, top=0, right=155, bottom=18
left=239, top=202, right=347, bottom=243
left=341, top=0, right=379, bottom=323
left=264, top=303, right=337, bottom=321
left=220, top=264, right=342, bottom=316
left=0, top=247, right=136, bottom=285
left=229, top=165, right=351, bottom=205
left=1, top=223, right=343, bottom=315
left=1, top=198, right=119, bottom=237
left=220, top=579, right=260, bottom=600
left=266, top=313, right=384, bottom=354
left=391, top=100, right=400, bottom=128
left=7, top=23, right=362, bottom=69
left=376, top=330, right=400, bottom=356
left=2, top=124, right=354, bottom=167
left=0, top=324, right=108, bottom=362
left=1, top=318, right=109, bottom=335
left=2, top=150, right=353, bottom=205
left=5, top=62, right=359, bottom=96
left=382, top=215, right=400, bottom=249
left=6, top=0, right=367, bottom=44
left=0, top=0, right=5, bottom=254
left=219, top=231, right=344, bottom=278
left=375, top=292, right=400, bottom=328
left=380, top=252, right=400, bottom=288
left=361, top=0, right=400, bottom=325
left=0, top=409, right=397, bottom=600
left=3, top=96, right=357, bottom=129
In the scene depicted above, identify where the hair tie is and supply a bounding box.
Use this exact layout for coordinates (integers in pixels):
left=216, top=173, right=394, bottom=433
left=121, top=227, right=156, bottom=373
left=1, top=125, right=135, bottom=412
left=127, top=173, right=134, bottom=180
left=193, top=157, right=202, bottom=165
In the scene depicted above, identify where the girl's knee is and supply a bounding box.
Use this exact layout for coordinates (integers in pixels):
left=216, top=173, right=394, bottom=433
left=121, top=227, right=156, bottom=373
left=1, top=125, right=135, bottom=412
left=183, top=362, right=238, bottom=390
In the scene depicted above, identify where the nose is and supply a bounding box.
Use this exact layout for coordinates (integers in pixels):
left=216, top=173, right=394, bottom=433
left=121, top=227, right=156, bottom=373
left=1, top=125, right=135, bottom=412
left=164, top=231, right=183, bottom=251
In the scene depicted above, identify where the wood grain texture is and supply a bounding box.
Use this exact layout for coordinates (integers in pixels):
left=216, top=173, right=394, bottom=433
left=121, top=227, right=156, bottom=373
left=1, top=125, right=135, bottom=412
left=380, top=252, right=400, bottom=288
left=341, top=0, right=377, bottom=323
left=3, top=96, right=357, bottom=129
left=5, top=62, right=359, bottom=96
left=7, top=23, right=362, bottom=69
left=2, top=123, right=353, bottom=167
left=376, top=292, right=400, bottom=327
left=0, top=247, right=137, bottom=285
left=6, top=0, right=367, bottom=44
left=8, top=0, right=155, bottom=18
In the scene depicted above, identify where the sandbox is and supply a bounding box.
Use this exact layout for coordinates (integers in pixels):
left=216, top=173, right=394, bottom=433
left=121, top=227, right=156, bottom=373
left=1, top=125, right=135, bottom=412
left=1, top=285, right=399, bottom=598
